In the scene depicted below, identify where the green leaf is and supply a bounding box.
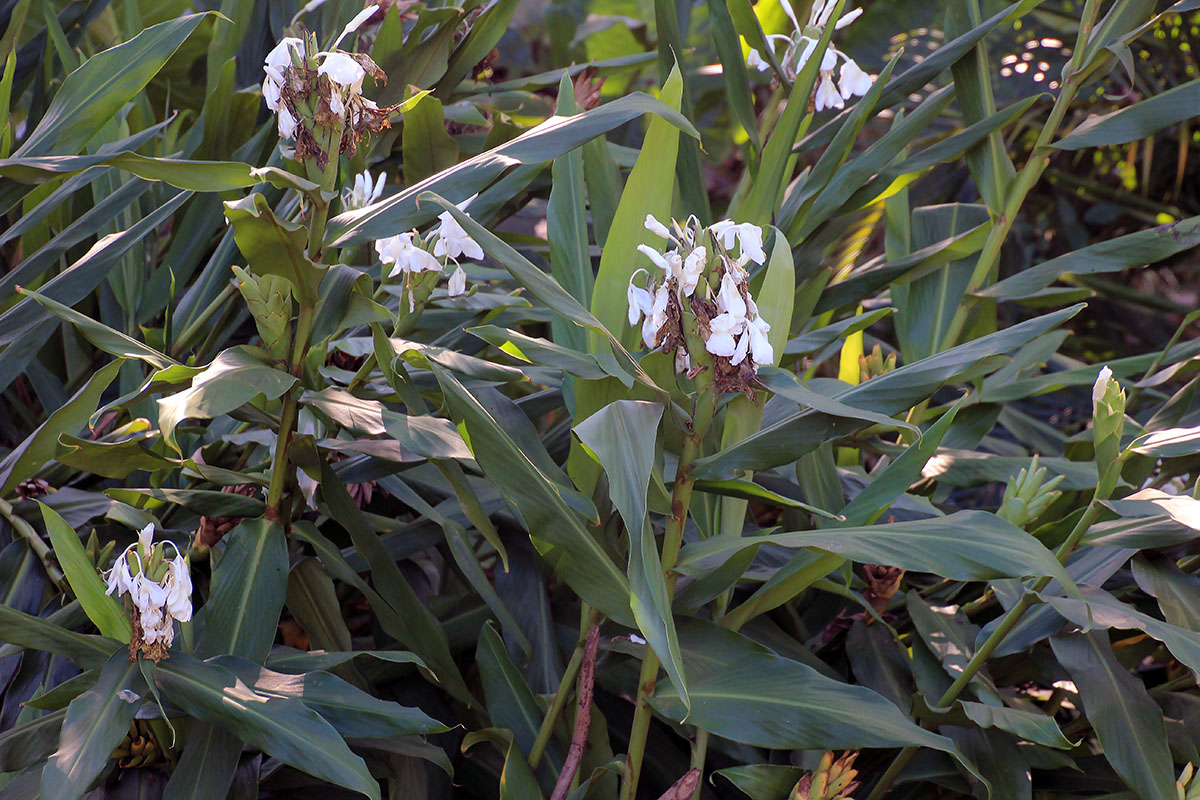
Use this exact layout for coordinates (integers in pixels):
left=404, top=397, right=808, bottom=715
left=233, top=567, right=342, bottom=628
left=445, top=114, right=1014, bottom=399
left=224, top=193, right=324, bottom=307
left=39, top=502, right=129, bottom=642
left=676, top=510, right=1075, bottom=584
left=468, top=325, right=632, bottom=384
left=959, top=701, right=1076, bottom=750
left=0, top=153, right=258, bottom=191
left=265, top=649, right=427, bottom=673
left=155, top=653, right=381, bottom=800
left=157, top=346, right=297, bottom=452
left=56, top=432, right=179, bottom=479
left=547, top=74, right=592, bottom=353
left=0, top=359, right=122, bottom=497
left=653, top=619, right=986, bottom=789
left=0, top=604, right=119, bottom=669
left=213, top=655, right=448, bottom=738
left=979, top=214, right=1200, bottom=301
left=706, top=0, right=759, bottom=148
left=196, top=519, right=288, bottom=663
left=435, top=0, right=519, bottom=95
left=1127, top=425, right=1200, bottom=459
left=714, top=765, right=804, bottom=800
left=16, top=288, right=178, bottom=369
left=575, top=400, right=686, bottom=704
left=327, top=92, right=698, bottom=247
left=1050, top=632, right=1175, bottom=800
left=14, top=14, right=210, bottom=158
left=1132, top=555, right=1200, bottom=632
left=300, top=388, right=472, bottom=460
left=432, top=364, right=635, bottom=627
left=162, top=722, right=242, bottom=800
left=1056, top=78, right=1200, bottom=150
left=476, top=623, right=562, bottom=769
left=693, top=306, right=1082, bottom=476
left=402, top=91, right=459, bottom=184
left=42, top=651, right=143, bottom=800
left=590, top=65, right=683, bottom=351
left=0, top=709, right=65, bottom=773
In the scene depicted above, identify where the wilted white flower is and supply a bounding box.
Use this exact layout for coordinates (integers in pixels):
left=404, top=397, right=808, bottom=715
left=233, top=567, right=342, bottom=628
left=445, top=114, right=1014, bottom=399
left=627, top=270, right=654, bottom=326
left=344, top=169, right=385, bottom=210
left=376, top=232, right=441, bottom=275
left=317, top=51, right=366, bottom=92
left=277, top=105, right=298, bottom=139
left=747, top=315, right=773, bottom=365
left=447, top=265, right=467, bottom=297
left=680, top=246, right=707, bottom=296
left=104, top=524, right=191, bottom=660
left=642, top=284, right=670, bottom=349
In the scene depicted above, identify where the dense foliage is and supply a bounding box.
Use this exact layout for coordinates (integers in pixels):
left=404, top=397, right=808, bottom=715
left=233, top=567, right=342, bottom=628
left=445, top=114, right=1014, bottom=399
left=2, top=0, right=1200, bottom=798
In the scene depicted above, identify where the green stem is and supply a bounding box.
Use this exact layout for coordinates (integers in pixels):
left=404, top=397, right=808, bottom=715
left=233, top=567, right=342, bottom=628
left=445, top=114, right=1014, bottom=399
left=688, top=730, right=709, bottom=800
left=265, top=304, right=315, bottom=523
left=0, top=497, right=66, bottom=589
left=172, top=282, right=238, bottom=357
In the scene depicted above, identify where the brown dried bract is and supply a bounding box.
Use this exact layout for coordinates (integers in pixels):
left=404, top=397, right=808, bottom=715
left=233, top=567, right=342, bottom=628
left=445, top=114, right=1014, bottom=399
left=572, top=67, right=607, bottom=111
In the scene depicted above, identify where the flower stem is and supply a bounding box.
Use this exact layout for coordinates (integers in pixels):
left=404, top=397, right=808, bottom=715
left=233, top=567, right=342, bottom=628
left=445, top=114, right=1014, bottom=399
left=265, top=303, right=315, bottom=523
left=529, top=607, right=602, bottom=770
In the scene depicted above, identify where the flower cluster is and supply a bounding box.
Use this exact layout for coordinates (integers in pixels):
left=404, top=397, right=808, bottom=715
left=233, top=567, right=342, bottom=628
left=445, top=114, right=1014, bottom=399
left=104, top=524, right=192, bottom=662
left=747, top=0, right=874, bottom=111
left=261, top=8, right=392, bottom=165
left=628, top=215, right=774, bottom=397
left=374, top=197, right=481, bottom=311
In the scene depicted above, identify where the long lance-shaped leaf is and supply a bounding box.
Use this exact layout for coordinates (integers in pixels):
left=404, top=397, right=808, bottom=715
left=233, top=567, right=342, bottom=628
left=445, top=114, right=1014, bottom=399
left=39, top=502, right=129, bottom=641
left=574, top=400, right=686, bottom=704
left=978, top=215, right=1200, bottom=300
left=14, top=13, right=211, bottom=158
left=0, top=153, right=259, bottom=191
left=155, top=654, right=381, bottom=800
left=652, top=619, right=990, bottom=792
left=0, top=605, right=119, bottom=669
left=326, top=92, right=699, bottom=247
left=693, top=305, right=1082, bottom=477
left=431, top=363, right=636, bottom=627
left=590, top=64, right=684, bottom=350
left=546, top=74, right=592, bottom=353
left=16, top=288, right=178, bottom=369
left=42, top=651, right=143, bottom=800
left=676, top=510, right=1074, bottom=585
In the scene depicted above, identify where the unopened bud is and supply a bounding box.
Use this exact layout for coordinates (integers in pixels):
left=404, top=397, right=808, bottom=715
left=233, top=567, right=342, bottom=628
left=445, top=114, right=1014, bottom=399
left=1092, top=366, right=1126, bottom=497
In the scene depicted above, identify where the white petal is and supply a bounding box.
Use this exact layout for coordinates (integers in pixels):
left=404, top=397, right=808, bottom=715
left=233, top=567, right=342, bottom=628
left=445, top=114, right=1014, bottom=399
left=329, top=89, right=344, bottom=116
left=747, top=48, right=770, bottom=72
left=627, top=280, right=652, bottom=325
left=705, top=332, right=738, bottom=358
left=278, top=105, right=298, bottom=139
left=333, top=5, right=380, bottom=49
left=447, top=266, right=467, bottom=297
left=138, top=524, right=155, bottom=555
left=834, top=7, right=863, bottom=29
left=644, top=214, right=672, bottom=238
left=838, top=58, right=873, bottom=98
left=814, top=72, right=844, bottom=111
left=716, top=273, right=747, bottom=319
left=265, top=37, right=304, bottom=73
left=749, top=319, right=774, bottom=365
left=730, top=330, right=751, bottom=365
left=317, top=52, right=365, bottom=90
left=1093, top=365, right=1113, bottom=406
left=780, top=0, right=803, bottom=32
left=636, top=244, right=670, bottom=272
left=262, top=77, right=281, bottom=111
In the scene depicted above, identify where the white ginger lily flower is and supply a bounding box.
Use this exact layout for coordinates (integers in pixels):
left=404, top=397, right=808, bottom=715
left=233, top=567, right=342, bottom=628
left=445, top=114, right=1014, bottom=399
left=838, top=58, right=873, bottom=98
left=627, top=271, right=654, bottom=326
left=760, top=0, right=873, bottom=103
left=680, top=246, right=706, bottom=296
left=277, top=105, right=298, bottom=139
left=710, top=220, right=766, bottom=267
left=317, top=52, right=366, bottom=92
left=447, top=265, right=467, bottom=297
left=376, top=232, right=441, bottom=275
left=104, top=524, right=192, bottom=656
left=432, top=196, right=484, bottom=261
left=642, top=284, right=670, bottom=349
left=345, top=169, right=385, bottom=210
left=706, top=311, right=746, bottom=358
left=747, top=315, right=773, bottom=365
left=263, top=37, right=303, bottom=114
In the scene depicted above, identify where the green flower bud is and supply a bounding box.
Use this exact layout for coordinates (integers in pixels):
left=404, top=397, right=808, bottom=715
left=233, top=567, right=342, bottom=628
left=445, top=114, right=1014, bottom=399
left=998, top=455, right=1065, bottom=529
left=1093, top=366, right=1126, bottom=497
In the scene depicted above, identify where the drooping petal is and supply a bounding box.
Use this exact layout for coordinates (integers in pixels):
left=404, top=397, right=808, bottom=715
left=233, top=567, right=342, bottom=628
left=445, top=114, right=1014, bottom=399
left=748, top=316, right=774, bottom=365
left=265, top=37, right=304, bottom=74
left=838, top=57, right=873, bottom=98
left=636, top=244, right=671, bottom=273
left=747, top=48, right=770, bottom=72
left=834, top=7, right=863, bottom=29
left=333, top=5, right=380, bottom=49
left=278, top=105, right=298, bottom=139
left=716, top=273, right=748, bottom=319
left=317, top=52, right=365, bottom=92
left=447, top=266, right=467, bottom=297
left=814, top=71, right=844, bottom=111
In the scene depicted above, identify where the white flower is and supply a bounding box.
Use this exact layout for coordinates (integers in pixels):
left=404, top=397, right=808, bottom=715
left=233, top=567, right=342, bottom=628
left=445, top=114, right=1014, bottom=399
left=265, top=37, right=304, bottom=77
left=838, top=57, right=873, bottom=99
left=680, top=246, right=706, bottom=296
left=716, top=271, right=748, bottom=318
left=137, top=523, right=154, bottom=556
left=344, top=170, right=385, bottom=210
left=706, top=312, right=745, bottom=358
left=710, top=220, right=766, bottom=266
left=731, top=327, right=751, bottom=365
left=333, top=5, right=380, bottom=49
left=262, top=75, right=282, bottom=111
left=329, top=90, right=345, bottom=116
left=644, top=214, right=672, bottom=239
left=104, top=550, right=134, bottom=597
left=376, top=233, right=442, bottom=275
left=447, top=266, right=467, bottom=297
left=317, top=52, right=365, bottom=92
left=433, top=213, right=484, bottom=261
left=164, top=555, right=193, bottom=623
left=277, top=105, right=298, bottom=139
left=1093, top=365, right=1113, bottom=407
left=637, top=243, right=671, bottom=274
left=642, top=285, right=670, bottom=349
left=747, top=315, right=773, bottom=365
left=815, top=71, right=844, bottom=111
left=627, top=272, right=654, bottom=325
left=747, top=48, right=770, bottom=72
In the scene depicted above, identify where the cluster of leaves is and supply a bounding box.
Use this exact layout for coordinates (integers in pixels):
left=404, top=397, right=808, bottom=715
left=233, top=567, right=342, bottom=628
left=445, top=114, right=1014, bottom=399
left=2, top=0, right=1200, bottom=799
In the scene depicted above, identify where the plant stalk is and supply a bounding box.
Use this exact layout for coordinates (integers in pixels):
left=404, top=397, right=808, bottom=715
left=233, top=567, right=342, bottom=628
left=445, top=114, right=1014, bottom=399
left=0, top=497, right=66, bottom=589
left=529, top=607, right=602, bottom=770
